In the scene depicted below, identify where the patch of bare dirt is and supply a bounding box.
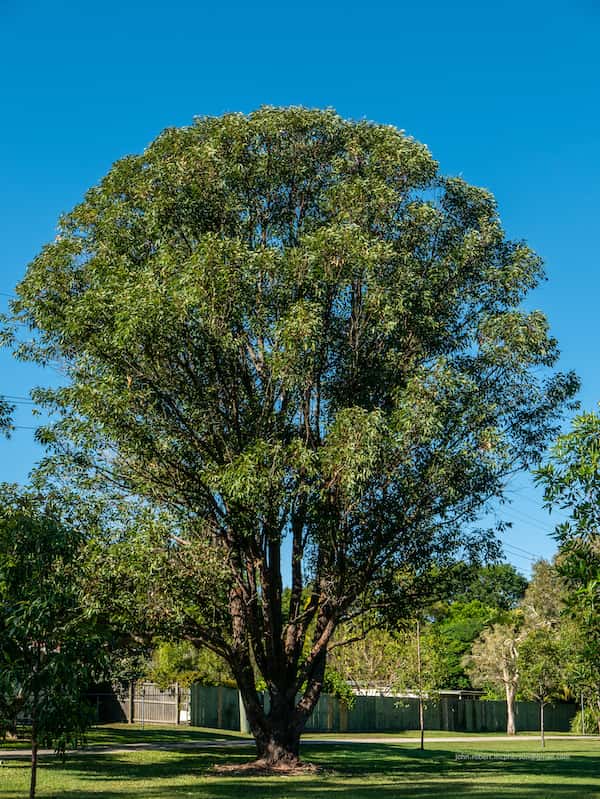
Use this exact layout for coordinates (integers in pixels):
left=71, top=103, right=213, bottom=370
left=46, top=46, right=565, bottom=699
left=211, top=759, right=322, bottom=777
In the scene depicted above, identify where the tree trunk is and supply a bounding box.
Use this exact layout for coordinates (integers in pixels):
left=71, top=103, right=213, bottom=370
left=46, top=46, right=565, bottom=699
left=240, top=690, right=305, bottom=765
left=227, top=577, right=330, bottom=767
left=29, top=732, right=38, bottom=799
left=540, top=702, right=545, bottom=749
left=254, top=711, right=303, bottom=765
left=236, top=667, right=325, bottom=766
left=505, top=683, right=517, bottom=735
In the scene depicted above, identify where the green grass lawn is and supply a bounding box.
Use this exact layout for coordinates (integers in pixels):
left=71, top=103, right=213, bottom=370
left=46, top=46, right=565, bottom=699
left=1, top=726, right=599, bottom=798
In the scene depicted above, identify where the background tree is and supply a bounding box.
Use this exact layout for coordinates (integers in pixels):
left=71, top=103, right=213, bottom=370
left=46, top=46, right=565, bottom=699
left=330, top=562, right=526, bottom=694
left=426, top=599, right=501, bottom=689
left=520, top=559, right=564, bottom=627
left=451, top=563, right=528, bottom=610
left=464, top=558, right=565, bottom=735
left=7, top=107, right=578, bottom=766
left=518, top=627, right=564, bottom=748
left=328, top=626, right=406, bottom=693
left=560, top=619, right=600, bottom=734
left=146, top=641, right=234, bottom=689
left=0, top=486, right=105, bottom=799
left=538, top=411, right=600, bottom=733
left=464, top=612, right=525, bottom=734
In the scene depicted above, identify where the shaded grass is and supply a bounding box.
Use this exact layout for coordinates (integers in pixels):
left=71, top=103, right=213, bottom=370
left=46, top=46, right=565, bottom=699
left=86, top=723, right=249, bottom=746
left=0, top=723, right=248, bottom=751
left=0, top=737, right=599, bottom=798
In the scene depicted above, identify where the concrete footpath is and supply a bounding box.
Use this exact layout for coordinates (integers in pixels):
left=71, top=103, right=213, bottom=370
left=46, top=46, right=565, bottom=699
left=1, top=735, right=598, bottom=760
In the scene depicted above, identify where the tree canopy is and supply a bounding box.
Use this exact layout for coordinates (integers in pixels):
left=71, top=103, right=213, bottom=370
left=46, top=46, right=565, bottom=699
left=6, top=106, right=578, bottom=765
left=538, top=411, right=600, bottom=733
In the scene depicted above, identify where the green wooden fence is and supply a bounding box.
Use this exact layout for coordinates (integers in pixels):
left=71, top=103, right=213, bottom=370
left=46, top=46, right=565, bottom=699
left=190, top=685, right=576, bottom=733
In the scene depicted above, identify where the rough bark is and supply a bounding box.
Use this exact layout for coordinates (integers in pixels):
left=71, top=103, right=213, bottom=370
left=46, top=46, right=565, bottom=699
left=235, top=648, right=327, bottom=765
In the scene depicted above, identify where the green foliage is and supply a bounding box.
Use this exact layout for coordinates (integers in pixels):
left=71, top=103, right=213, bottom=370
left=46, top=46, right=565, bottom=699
left=537, top=412, right=600, bottom=619
left=570, top=706, right=600, bottom=735
left=322, top=668, right=355, bottom=708
left=146, top=641, right=234, bottom=689
left=520, top=559, right=565, bottom=626
left=537, top=412, right=600, bottom=722
left=451, top=563, right=528, bottom=610
left=427, top=600, right=501, bottom=689
left=518, top=628, right=564, bottom=705
left=5, top=107, right=579, bottom=756
left=463, top=612, right=524, bottom=695
left=0, top=396, right=13, bottom=436
left=0, top=484, right=106, bottom=791
left=328, top=625, right=407, bottom=691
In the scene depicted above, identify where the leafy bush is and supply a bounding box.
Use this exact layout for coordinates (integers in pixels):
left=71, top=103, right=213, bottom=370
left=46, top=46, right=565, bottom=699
left=570, top=706, right=600, bottom=735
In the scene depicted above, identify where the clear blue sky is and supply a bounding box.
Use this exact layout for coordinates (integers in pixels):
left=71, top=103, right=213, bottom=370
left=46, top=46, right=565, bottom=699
left=1, top=0, right=599, bottom=576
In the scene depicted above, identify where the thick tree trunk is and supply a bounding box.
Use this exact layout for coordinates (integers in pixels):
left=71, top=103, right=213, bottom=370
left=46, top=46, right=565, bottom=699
left=225, top=551, right=331, bottom=767
left=505, top=683, right=517, bottom=735
left=254, top=711, right=303, bottom=765
left=236, top=665, right=325, bottom=766
left=241, top=687, right=308, bottom=765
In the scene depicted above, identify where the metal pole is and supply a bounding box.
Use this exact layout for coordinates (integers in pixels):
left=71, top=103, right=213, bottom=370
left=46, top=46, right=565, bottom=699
left=417, top=619, right=424, bottom=751
left=129, top=681, right=135, bottom=724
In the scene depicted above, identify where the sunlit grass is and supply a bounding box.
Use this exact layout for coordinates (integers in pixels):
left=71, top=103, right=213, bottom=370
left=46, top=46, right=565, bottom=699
left=0, top=727, right=599, bottom=798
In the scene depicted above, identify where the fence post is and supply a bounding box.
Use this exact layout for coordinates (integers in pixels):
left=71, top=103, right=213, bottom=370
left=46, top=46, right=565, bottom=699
left=128, top=681, right=135, bottom=724
left=340, top=701, right=348, bottom=732
left=238, top=691, right=250, bottom=734
left=217, top=687, right=223, bottom=729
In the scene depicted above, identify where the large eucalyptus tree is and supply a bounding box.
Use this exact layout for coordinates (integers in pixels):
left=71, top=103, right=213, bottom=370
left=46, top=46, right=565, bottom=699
left=7, top=107, right=577, bottom=764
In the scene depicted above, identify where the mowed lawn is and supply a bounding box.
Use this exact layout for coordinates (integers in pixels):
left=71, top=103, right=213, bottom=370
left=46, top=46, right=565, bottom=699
left=1, top=726, right=599, bottom=799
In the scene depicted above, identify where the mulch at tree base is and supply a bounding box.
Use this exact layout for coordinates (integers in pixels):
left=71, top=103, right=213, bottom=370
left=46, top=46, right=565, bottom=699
left=211, top=759, right=323, bottom=777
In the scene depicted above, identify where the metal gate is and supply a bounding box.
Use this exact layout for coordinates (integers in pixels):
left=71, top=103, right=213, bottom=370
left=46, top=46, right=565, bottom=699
left=90, top=682, right=191, bottom=725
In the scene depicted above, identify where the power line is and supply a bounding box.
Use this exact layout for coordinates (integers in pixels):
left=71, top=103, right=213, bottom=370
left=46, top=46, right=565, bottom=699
left=506, top=505, right=566, bottom=529
left=506, top=550, right=536, bottom=566
left=503, top=487, right=570, bottom=522
left=500, top=542, right=541, bottom=564
left=496, top=508, right=558, bottom=537
left=501, top=540, right=540, bottom=560
left=3, top=398, right=37, bottom=406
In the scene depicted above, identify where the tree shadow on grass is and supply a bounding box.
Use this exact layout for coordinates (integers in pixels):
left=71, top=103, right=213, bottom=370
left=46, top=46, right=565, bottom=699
left=87, top=724, right=247, bottom=746
left=2, top=744, right=599, bottom=799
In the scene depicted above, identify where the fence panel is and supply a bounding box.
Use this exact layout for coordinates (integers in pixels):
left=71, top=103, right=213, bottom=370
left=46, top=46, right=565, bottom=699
left=190, top=685, right=241, bottom=731
left=190, top=685, right=576, bottom=734
left=133, top=682, right=178, bottom=725
left=89, top=682, right=190, bottom=725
